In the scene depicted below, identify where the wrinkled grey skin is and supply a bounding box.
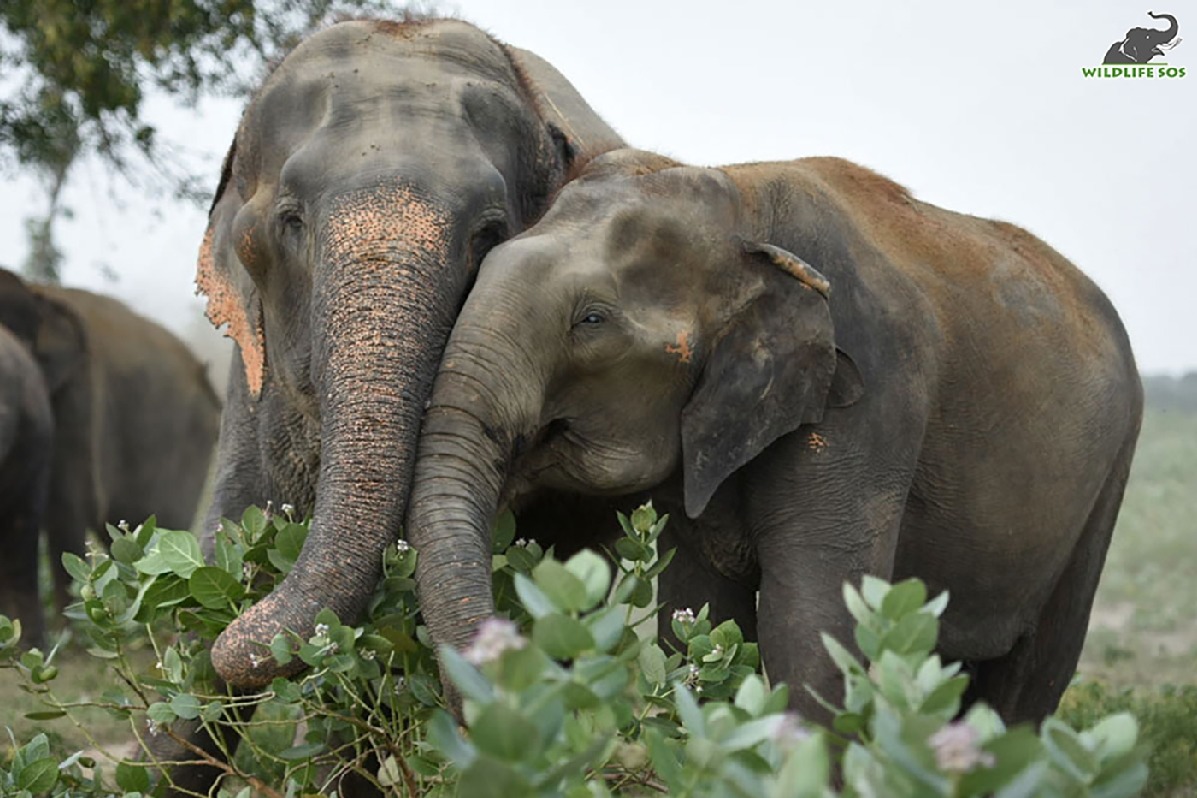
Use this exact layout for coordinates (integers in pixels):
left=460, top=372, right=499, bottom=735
left=1104, top=11, right=1179, bottom=63
left=406, top=149, right=1143, bottom=726
left=162, top=16, right=621, bottom=796
left=36, top=285, right=221, bottom=597
left=0, top=268, right=218, bottom=639
left=197, top=16, right=622, bottom=693
left=0, top=320, right=54, bottom=650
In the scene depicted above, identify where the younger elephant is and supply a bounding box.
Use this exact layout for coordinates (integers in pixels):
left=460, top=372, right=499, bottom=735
left=406, top=150, right=1143, bottom=725
left=0, top=323, right=54, bottom=648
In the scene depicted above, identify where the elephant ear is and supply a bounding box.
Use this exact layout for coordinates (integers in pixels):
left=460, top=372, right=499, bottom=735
left=680, top=240, right=862, bottom=519
left=503, top=46, right=625, bottom=160
left=29, top=292, right=87, bottom=393
left=196, top=139, right=267, bottom=398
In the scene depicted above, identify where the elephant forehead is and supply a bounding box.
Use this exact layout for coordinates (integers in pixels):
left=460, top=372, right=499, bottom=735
left=324, top=184, right=451, bottom=260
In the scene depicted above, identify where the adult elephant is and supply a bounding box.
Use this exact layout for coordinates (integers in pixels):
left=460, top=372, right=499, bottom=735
left=405, top=150, right=1143, bottom=726
left=197, top=16, right=623, bottom=690
left=0, top=319, right=54, bottom=649
left=0, top=268, right=222, bottom=616
left=1104, top=11, right=1179, bottom=63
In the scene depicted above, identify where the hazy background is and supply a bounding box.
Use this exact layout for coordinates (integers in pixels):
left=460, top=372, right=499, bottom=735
left=1, top=0, right=1193, bottom=373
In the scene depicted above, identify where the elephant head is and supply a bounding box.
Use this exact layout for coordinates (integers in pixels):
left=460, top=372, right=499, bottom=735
left=405, top=150, right=860, bottom=678
left=0, top=267, right=86, bottom=393
left=200, top=18, right=622, bottom=688
left=1104, top=11, right=1179, bottom=63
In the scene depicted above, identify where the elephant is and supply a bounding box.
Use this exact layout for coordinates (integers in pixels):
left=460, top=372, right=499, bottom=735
left=404, top=149, right=1144, bottom=727
left=195, top=15, right=623, bottom=697
left=0, top=267, right=221, bottom=627
left=0, top=310, right=54, bottom=650
left=1104, top=11, right=1179, bottom=63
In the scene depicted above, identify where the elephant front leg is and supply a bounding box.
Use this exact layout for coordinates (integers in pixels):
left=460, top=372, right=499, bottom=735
left=747, top=442, right=913, bottom=723
left=656, top=517, right=758, bottom=654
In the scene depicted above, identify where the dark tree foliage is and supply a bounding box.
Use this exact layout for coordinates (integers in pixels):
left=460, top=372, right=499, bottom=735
left=1, top=0, right=395, bottom=280
left=0, top=0, right=395, bottom=173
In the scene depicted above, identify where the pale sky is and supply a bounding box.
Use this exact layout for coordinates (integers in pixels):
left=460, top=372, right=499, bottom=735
left=2, top=0, right=1193, bottom=373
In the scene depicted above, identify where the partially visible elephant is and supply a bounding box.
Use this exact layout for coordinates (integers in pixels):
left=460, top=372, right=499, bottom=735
left=0, top=319, right=54, bottom=649
left=196, top=16, right=623, bottom=695
left=1104, top=11, right=1179, bottom=63
left=0, top=267, right=221, bottom=618
left=405, top=150, right=1143, bottom=726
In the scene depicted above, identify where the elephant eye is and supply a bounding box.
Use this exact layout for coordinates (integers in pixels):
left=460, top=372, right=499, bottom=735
left=280, top=210, right=304, bottom=232
left=577, top=311, right=606, bottom=326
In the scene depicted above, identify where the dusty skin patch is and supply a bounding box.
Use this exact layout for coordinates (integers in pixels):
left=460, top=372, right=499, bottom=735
left=196, top=226, right=266, bottom=397
left=325, top=184, right=450, bottom=266
left=807, top=431, right=829, bottom=453
left=665, top=330, right=694, bottom=364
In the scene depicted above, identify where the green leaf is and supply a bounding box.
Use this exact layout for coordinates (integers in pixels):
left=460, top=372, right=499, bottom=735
left=533, top=613, right=596, bottom=659
left=674, top=683, right=705, bottom=737
left=110, top=536, right=143, bottom=564
left=860, top=575, right=889, bottom=608
left=170, top=693, right=202, bottom=720
left=843, top=581, right=872, bottom=625
left=565, top=550, right=611, bottom=608
left=586, top=605, right=625, bottom=653
left=769, top=733, right=830, bottom=798
left=138, top=530, right=204, bottom=578
left=639, top=643, right=667, bottom=687
left=513, top=573, right=557, bottom=619
left=17, top=757, right=58, bottom=792
left=614, top=537, right=651, bottom=562
left=630, top=503, right=657, bottom=533
left=734, top=675, right=767, bottom=716
left=821, top=632, right=864, bottom=675
left=189, top=566, right=245, bottom=608
left=532, top=559, right=589, bottom=612
left=1042, top=717, right=1098, bottom=782
left=471, top=702, right=542, bottom=762
left=241, top=505, right=268, bottom=537
left=61, top=552, right=91, bottom=582
left=278, top=741, right=326, bottom=760
left=1085, top=712, right=1138, bottom=758
left=880, top=578, right=927, bottom=619
left=23, top=710, right=67, bottom=721
left=724, top=715, right=785, bottom=749
left=269, top=633, right=293, bottom=666
left=146, top=702, right=176, bottom=725
left=116, top=761, right=151, bottom=792
left=427, top=709, right=477, bottom=767
left=439, top=646, right=494, bottom=704
left=492, top=510, right=517, bottom=552
left=457, top=754, right=532, bottom=798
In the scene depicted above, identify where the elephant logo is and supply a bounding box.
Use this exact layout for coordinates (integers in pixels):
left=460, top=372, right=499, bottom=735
left=1104, top=11, right=1181, bottom=63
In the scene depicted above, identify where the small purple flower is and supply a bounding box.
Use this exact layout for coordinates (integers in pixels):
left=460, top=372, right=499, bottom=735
left=771, top=712, right=812, bottom=748
left=929, top=721, right=996, bottom=774
left=464, top=618, right=526, bottom=665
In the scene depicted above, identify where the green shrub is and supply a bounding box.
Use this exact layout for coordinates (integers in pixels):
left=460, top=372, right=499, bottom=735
left=1060, top=681, right=1197, bottom=796
left=1, top=505, right=1150, bottom=796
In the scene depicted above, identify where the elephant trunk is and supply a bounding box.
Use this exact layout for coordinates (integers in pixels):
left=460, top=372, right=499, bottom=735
left=1149, top=12, right=1179, bottom=41
left=406, top=322, right=541, bottom=694
left=212, top=185, right=462, bottom=687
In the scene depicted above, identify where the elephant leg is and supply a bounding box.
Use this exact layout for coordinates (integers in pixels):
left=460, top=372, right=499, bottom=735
left=656, top=519, right=758, bottom=654
left=0, top=505, right=46, bottom=649
left=140, top=679, right=254, bottom=796
left=42, top=486, right=93, bottom=617
left=963, top=447, right=1133, bottom=725
left=746, top=426, right=915, bottom=723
